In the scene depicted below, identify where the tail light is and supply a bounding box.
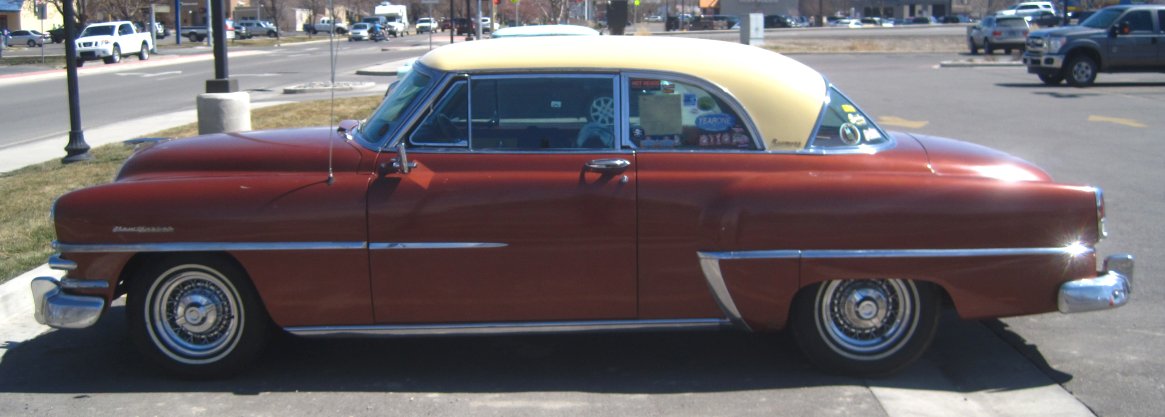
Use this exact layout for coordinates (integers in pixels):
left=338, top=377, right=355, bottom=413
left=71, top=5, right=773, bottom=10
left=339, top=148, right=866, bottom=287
left=992, top=31, right=1002, bottom=36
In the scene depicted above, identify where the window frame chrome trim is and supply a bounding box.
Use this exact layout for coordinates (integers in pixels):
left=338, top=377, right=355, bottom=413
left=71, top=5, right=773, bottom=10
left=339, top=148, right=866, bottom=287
left=286, top=318, right=730, bottom=337
left=357, top=62, right=442, bottom=150
left=385, top=71, right=463, bottom=151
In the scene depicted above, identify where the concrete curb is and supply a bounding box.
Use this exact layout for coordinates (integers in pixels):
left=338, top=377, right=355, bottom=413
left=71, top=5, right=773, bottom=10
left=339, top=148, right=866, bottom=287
left=940, top=60, right=1024, bottom=68
left=355, top=57, right=417, bottom=76
left=282, top=81, right=378, bottom=94
left=0, top=265, right=59, bottom=363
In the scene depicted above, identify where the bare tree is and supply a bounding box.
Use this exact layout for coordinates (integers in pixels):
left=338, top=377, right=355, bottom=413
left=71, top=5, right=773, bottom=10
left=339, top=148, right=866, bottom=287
left=47, top=0, right=94, bottom=27
left=93, top=0, right=149, bottom=21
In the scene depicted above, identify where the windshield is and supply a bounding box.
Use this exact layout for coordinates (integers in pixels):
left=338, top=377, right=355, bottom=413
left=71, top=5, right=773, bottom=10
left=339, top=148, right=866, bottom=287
left=1081, top=8, right=1122, bottom=29
left=359, top=67, right=434, bottom=146
left=80, top=25, right=115, bottom=37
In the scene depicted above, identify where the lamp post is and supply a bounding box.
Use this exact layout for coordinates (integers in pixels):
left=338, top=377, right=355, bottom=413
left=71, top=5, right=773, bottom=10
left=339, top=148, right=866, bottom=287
left=61, top=0, right=90, bottom=163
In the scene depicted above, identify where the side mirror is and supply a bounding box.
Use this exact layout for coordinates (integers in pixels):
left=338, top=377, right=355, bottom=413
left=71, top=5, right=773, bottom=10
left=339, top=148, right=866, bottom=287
left=392, top=143, right=416, bottom=174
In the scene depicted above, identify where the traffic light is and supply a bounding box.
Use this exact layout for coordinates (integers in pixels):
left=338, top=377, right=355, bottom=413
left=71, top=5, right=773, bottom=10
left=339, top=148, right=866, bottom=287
left=493, top=0, right=499, bottom=4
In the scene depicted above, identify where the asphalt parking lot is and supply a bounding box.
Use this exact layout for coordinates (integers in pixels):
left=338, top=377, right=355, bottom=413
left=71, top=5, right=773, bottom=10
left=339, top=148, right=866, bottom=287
left=1, top=35, right=1162, bottom=416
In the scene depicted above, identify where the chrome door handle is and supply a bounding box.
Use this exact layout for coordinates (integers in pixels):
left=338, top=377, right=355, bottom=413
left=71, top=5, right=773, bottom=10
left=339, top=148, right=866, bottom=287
left=585, top=158, right=631, bottom=171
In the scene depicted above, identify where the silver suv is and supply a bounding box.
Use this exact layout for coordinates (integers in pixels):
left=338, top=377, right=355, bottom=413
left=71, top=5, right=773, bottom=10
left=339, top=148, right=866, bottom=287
left=1024, top=5, right=1165, bottom=86
left=967, top=15, right=1031, bottom=55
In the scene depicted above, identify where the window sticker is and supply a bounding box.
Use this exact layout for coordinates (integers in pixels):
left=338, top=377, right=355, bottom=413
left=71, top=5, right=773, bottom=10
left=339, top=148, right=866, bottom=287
left=846, top=112, right=867, bottom=126
left=839, top=123, right=863, bottom=146
left=631, top=79, right=662, bottom=91
left=695, top=113, right=736, bottom=132
left=642, top=135, right=682, bottom=148
left=864, top=128, right=882, bottom=140
left=698, top=128, right=752, bottom=148
left=682, top=94, right=697, bottom=107
left=638, top=94, right=683, bottom=136
left=841, top=104, right=857, bottom=113
left=662, top=83, right=676, bottom=94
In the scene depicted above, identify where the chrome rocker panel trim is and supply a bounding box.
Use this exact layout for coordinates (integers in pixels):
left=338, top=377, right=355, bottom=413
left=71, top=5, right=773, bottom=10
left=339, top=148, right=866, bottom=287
left=31, top=277, right=105, bottom=329
left=286, top=318, right=730, bottom=337
left=1059, top=254, right=1134, bottom=314
left=54, top=241, right=507, bottom=253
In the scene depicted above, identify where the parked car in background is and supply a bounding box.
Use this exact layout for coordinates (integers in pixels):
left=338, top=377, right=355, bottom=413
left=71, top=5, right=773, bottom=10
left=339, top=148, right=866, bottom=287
left=480, top=17, right=498, bottom=33
left=690, top=15, right=740, bottom=30
left=829, top=18, right=863, bottom=28
left=449, top=17, right=475, bottom=35
left=764, top=14, right=797, bottom=28
left=34, top=36, right=1133, bottom=379
left=645, top=15, right=663, bottom=22
left=74, top=21, right=153, bottom=66
left=860, top=17, right=890, bottom=27
left=415, top=17, right=436, bottom=33
left=967, top=15, right=1030, bottom=54
left=996, top=1, right=1056, bottom=17
left=237, top=20, right=279, bottom=37
left=348, top=22, right=373, bottom=41
left=305, top=17, right=348, bottom=35
left=1024, top=4, right=1165, bottom=86
left=490, top=24, right=600, bottom=38
left=5, top=29, right=49, bottom=47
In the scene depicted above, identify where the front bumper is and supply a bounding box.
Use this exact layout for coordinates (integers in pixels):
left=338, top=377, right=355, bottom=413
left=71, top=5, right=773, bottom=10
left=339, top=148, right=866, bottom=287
left=1058, top=254, right=1133, bottom=313
left=1023, top=52, right=1065, bottom=73
left=76, top=46, right=113, bottom=60
left=30, top=255, right=107, bottom=329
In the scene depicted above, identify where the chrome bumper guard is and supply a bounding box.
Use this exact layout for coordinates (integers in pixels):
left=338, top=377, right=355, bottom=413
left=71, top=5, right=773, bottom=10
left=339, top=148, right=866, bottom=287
left=30, top=276, right=106, bottom=329
left=1058, top=254, right=1134, bottom=314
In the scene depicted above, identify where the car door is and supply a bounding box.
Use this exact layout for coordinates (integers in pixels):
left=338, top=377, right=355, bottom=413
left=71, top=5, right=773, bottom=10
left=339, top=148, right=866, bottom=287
left=367, top=73, right=638, bottom=324
left=1157, top=10, right=1165, bottom=67
left=1108, top=9, right=1157, bottom=68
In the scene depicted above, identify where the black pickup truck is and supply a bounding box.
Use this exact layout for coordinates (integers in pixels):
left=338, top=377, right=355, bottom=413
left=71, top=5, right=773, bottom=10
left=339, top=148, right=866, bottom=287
left=1023, top=5, right=1165, bottom=86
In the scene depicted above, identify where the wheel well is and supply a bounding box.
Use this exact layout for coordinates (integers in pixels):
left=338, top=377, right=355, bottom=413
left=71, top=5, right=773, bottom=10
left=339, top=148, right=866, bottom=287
left=116, top=252, right=246, bottom=298
left=1066, top=47, right=1102, bottom=69
left=788, top=278, right=954, bottom=319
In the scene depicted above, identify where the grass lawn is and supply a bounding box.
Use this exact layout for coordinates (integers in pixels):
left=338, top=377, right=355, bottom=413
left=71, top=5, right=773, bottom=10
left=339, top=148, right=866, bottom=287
left=0, top=95, right=381, bottom=284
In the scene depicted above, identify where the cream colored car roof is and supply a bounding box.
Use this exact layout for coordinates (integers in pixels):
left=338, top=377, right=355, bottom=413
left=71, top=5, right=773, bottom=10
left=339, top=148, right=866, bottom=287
left=418, top=36, right=827, bottom=151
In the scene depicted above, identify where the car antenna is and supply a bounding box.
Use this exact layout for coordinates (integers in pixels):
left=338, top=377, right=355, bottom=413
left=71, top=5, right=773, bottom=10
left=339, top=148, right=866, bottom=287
left=326, top=0, right=337, bottom=186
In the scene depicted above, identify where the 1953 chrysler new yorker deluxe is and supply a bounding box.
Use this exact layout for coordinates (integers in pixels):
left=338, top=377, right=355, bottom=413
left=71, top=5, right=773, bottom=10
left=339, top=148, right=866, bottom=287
left=33, top=36, right=1133, bottom=377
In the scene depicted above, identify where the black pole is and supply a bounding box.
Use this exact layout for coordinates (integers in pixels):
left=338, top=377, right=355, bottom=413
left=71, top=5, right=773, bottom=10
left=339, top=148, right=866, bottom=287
left=62, top=0, right=90, bottom=163
left=205, top=0, right=237, bottom=92
left=174, top=0, right=182, bottom=45
left=450, top=0, right=454, bottom=43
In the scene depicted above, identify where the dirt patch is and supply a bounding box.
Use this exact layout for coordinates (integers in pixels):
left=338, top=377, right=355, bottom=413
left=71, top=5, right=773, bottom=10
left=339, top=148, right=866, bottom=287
left=763, top=36, right=966, bottom=53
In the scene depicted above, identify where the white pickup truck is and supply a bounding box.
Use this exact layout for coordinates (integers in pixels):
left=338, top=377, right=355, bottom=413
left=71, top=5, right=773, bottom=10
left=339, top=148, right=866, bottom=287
left=75, top=21, right=153, bottom=66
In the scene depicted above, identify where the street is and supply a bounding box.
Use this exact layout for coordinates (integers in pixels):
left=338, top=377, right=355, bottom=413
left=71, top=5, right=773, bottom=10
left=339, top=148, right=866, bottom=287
left=1, top=30, right=1163, bottom=416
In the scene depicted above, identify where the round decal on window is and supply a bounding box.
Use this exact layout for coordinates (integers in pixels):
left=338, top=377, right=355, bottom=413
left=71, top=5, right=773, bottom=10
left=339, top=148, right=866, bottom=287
left=839, top=123, right=863, bottom=146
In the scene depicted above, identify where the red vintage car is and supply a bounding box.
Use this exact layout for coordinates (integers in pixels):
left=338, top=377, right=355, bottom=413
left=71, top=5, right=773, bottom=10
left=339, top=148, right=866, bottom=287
left=33, top=36, right=1132, bottom=377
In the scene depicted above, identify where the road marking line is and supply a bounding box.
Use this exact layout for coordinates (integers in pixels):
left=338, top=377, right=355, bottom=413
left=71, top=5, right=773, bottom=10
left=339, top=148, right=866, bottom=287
left=878, top=116, right=929, bottom=129
left=1088, top=115, right=1145, bottom=128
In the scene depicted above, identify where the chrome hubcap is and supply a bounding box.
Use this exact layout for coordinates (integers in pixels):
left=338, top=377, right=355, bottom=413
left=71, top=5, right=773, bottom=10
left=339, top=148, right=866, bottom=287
left=817, top=279, right=919, bottom=361
left=147, top=266, right=242, bottom=364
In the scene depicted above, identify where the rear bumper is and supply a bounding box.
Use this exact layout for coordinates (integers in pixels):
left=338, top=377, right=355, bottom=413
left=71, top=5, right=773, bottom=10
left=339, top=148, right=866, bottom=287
left=1058, top=254, right=1133, bottom=313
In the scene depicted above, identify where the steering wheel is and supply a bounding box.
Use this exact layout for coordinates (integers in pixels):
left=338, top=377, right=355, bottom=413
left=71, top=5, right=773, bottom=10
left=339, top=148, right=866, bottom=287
left=588, top=96, right=615, bottom=125
left=577, top=123, right=615, bottom=148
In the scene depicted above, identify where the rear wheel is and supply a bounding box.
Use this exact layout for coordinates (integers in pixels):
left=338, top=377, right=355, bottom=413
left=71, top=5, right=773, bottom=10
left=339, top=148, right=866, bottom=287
left=967, top=37, right=978, bottom=55
left=138, top=42, right=149, bottom=60
left=128, top=255, right=271, bottom=378
left=983, top=39, right=994, bottom=55
left=792, top=279, right=939, bottom=376
left=27, top=39, right=37, bottom=47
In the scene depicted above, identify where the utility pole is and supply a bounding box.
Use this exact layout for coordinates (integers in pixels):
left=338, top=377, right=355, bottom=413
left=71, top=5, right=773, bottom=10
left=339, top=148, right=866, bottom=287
left=62, top=0, right=90, bottom=163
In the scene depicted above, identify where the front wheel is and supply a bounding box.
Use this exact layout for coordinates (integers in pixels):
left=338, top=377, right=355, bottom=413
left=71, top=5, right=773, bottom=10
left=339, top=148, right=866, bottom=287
left=1065, top=55, right=1098, bottom=87
left=792, top=279, right=939, bottom=376
left=1038, top=73, right=1064, bottom=85
left=104, top=45, right=121, bottom=64
left=128, top=255, right=271, bottom=377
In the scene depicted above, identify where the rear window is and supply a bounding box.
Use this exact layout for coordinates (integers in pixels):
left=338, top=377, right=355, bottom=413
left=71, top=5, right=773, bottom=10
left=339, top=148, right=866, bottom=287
left=807, top=87, right=890, bottom=150
left=997, top=18, right=1028, bottom=28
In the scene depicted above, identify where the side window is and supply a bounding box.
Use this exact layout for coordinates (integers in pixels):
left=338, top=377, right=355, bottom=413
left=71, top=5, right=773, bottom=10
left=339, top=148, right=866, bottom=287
left=1120, top=10, right=1153, bottom=33
left=1159, top=11, right=1165, bottom=32
left=410, top=80, right=469, bottom=146
left=808, top=87, right=890, bottom=150
left=626, top=77, right=757, bottom=150
left=410, top=75, right=617, bottom=150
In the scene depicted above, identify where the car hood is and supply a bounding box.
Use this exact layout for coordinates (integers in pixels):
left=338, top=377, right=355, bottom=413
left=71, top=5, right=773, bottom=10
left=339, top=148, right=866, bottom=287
left=116, top=126, right=368, bottom=181
left=907, top=133, right=1052, bottom=182
left=1030, top=25, right=1103, bottom=38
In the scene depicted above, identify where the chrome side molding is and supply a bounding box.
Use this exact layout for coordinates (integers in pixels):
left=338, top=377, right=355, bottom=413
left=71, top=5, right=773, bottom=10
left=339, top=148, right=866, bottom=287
left=286, top=318, right=730, bottom=337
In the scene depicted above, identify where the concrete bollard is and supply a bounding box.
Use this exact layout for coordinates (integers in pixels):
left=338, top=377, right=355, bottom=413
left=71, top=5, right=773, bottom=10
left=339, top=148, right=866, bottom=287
left=196, top=92, right=251, bottom=135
